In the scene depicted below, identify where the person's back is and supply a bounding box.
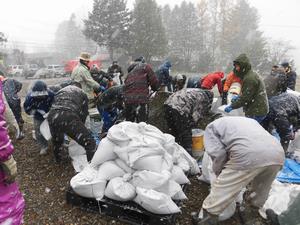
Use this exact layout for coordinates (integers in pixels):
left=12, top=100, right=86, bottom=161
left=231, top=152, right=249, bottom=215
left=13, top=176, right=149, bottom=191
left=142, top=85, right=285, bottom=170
left=51, top=85, right=89, bottom=121
left=269, top=92, right=300, bottom=117
left=205, top=117, right=284, bottom=171
left=200, top=72, right=224, bottom=94
left=264, top=69, right=287, bottom=98
left=124, top=61, right=159, bottom=104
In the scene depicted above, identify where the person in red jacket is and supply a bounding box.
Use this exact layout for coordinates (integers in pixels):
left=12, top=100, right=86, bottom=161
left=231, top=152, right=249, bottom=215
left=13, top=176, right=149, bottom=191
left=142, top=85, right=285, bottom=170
left=200, top=71, right=224, bottom=95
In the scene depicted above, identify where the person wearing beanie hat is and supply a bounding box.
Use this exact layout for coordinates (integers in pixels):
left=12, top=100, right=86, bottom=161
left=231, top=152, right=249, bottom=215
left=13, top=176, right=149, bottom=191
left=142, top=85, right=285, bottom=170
left=281, top=61, right=297, bottom=91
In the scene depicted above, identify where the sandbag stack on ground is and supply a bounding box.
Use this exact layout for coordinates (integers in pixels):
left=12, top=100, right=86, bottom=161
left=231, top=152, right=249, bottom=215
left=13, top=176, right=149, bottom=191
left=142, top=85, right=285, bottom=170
left=70, top=121, right=199, bottom=214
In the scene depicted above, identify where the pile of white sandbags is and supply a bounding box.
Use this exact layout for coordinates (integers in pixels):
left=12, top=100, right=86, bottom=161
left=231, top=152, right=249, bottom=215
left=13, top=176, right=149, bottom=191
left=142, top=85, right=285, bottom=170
left=70, top=121, right=200, bottom=214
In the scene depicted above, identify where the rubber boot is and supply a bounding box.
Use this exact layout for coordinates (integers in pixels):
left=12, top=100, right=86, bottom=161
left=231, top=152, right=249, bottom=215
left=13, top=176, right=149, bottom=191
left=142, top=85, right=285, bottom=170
left=198, top=209, right=219, bottom=225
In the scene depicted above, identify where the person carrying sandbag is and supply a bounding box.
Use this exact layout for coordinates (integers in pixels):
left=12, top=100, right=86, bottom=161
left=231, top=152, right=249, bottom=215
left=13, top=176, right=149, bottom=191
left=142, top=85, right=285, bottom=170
left=195, top=117, right=284, bottom=225
left=47, top=82, right=96, bottom=163
left=163, top=88, right=214, bottom=153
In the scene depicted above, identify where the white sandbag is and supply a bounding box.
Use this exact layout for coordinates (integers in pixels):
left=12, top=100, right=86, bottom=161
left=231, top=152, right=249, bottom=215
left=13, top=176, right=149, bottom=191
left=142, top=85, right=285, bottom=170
left=70, top=165, right=106, bottom=200
left=68, top=140, right=86, bottom=156
left=40, top=119, right=51, bottom=140
left=175, top=144, right=200, bottom=174
left=133, top=155, right=163, bottom=172
left=134, top=187, right=181, bottom=214
left=198, top=152, right=215, bottom=184
left=107, top=123, right=131, bottom=147
left=97, top=161, right=126, bottom=180
left=115, top=158, right=135, bottom=174
left=130, top=170, right=171, bottom=190
left=172, top=165, right=190, bottom=184
left=161, top=152, right=174, bottom=172
left=177, top=157, right=190, bottom=172
left=157, top=180, right=187, bottom=200
left=90, top=138, right=117, bottom=168
left=104, top=177, right=136, bottom=201
left=260, top=180, right=300, bottom=219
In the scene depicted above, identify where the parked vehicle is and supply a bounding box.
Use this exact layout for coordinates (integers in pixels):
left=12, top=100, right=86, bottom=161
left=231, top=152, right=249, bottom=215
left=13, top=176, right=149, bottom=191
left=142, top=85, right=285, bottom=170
left=32, top=68, right=52, bottom=79
left=7, top=65, right=24, bottom=77
left=23, top=64, right=39, bottom=79
left=47, top=65, right=65, bottom=77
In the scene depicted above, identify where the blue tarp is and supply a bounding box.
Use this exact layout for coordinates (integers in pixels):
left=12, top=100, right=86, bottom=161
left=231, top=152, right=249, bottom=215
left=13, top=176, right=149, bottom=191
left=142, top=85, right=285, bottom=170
left=277, top=159, right=300, bottom=183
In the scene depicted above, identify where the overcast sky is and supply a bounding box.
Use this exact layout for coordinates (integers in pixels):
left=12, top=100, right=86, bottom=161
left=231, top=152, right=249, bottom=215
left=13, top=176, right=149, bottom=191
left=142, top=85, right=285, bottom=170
left=1, top=0, right=299, bottom=69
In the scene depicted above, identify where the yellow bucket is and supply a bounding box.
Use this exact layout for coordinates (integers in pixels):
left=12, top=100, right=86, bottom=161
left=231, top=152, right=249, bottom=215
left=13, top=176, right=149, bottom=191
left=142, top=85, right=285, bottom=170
left=192, top=129, right=204, bottom=158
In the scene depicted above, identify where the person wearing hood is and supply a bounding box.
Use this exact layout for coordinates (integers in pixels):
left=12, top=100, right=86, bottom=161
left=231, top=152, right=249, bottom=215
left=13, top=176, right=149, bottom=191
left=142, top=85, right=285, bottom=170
left=0, top=75, right=24, bottom=139
left=164, top=88, right=214, bottom=152
left=48, top=83, right=96, bottom=162
left=264, top=66, right=288, bottom=98
left=281, top=61, right=297, bottom=91
left=24, top=80, right=54, bottom=155
left=124, top=57, right=160, bottom=122
left=71, top=52, right=102, bottom=107
left=0, top=80, right=25, bottom=225
left=224, top=54, right=269, bottom=123
left=156, top=60, right=172, bottom=92
left=200, top=71, right=224, bottom=95
left=196, top=117, right=284, bottom=225
left=262, top=92, right=300, bottom=151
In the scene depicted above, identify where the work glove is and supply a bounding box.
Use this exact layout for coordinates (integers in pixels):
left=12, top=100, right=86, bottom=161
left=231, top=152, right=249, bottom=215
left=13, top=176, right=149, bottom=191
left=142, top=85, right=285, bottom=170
left=224, top=105, right=233, bottom=113
left=231, top=94, right=240, bottom=103
left=1, top=156, right=17, bottom=184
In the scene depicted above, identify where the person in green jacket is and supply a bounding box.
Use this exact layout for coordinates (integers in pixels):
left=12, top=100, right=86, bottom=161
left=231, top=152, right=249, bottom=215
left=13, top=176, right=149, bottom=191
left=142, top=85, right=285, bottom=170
left=71, top=52, right=101, bottom=108
left=225, top=54, right=269, bottom=123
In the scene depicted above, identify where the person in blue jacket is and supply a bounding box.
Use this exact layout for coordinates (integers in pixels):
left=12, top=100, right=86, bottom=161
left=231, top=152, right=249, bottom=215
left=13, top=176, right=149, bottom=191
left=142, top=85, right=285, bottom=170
left=156, top=60, right=172, bottom=92
left=24, top=80, right=54, bottom=155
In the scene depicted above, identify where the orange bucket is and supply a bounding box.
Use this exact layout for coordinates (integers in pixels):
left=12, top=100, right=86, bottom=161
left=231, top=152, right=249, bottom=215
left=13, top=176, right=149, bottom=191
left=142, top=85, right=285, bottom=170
left=192, top=129, right=204, bottom=158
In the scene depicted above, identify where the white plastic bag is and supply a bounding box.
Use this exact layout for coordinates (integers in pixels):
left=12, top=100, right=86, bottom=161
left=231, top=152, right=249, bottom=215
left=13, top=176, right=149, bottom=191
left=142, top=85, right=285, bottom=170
left=115, top=158, right=135, bottom=174
left=97, top=161, right=126, bottom=180
left=133, top=155, right=163, bottom=172
left=174, top=144, right=200, bottom=174
left=171, top=165, right=190, bottom=184
left=130, top=170, right=171, bottom=190
left=134, top=187, right=181, bottom=214
left=104, top=177, right=136, bottom=201
left=90, top=138, right=117, bottom=168
left=70, top=165, right=107, bottom=200
left=40, top=119, right=51, bottom=140
left=157, top=180, right=187, bottom=200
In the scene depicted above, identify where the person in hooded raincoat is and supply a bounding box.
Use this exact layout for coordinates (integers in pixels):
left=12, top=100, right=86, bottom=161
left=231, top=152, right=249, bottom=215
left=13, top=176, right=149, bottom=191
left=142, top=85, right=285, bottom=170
left=0, top=80, right=25, bottom=225
left=155, top=60, right=172, bottom=92
left=224, top=54, right=269, bottom=123
left=23, top=80, right=54, bottom=155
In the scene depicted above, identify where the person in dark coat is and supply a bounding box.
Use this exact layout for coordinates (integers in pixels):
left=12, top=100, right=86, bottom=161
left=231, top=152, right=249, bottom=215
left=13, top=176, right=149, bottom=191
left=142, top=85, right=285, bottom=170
left=47, top=83, right=96, bottom=162
left=262, top=92, right=300, bottom=151
left=1, top=76, right=24, bottom=139
left=155, top=60, right=172, bottom=92
left=173, top=74, right=187, bottom=92
left=164, top=88, right=214, bottom=152
left=225, top=54, right=269, bottom=123
left=264, top=66, right=287, bottom=98
left=124, top=57, right=160, bottom=122
left=107, top=61, right=124, bottom=85
left=97, top=85, right=124, bottom=135
left=281, top=61, right=297, bottom=91
left=24, top=80, right=54, bottom=155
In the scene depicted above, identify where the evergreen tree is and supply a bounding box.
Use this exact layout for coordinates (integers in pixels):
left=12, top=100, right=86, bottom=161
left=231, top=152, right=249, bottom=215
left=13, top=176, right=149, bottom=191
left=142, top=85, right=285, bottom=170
left=168, top=2, right=199, bottom=71
left=84, top=0, right=130, bottom=60
left=128, top=0, right=167, bottom=61
left=0, top=32, right=7, bottom=44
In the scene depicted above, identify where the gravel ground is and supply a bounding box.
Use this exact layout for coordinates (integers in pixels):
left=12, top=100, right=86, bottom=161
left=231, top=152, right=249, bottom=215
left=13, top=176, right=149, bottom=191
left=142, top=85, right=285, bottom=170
left=10, top=78, right=269, bottom=225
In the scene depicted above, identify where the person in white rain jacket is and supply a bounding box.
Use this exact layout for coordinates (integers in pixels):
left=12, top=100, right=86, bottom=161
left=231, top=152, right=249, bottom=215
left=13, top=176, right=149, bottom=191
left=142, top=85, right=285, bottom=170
left=197, top=117, right=285, bottom=225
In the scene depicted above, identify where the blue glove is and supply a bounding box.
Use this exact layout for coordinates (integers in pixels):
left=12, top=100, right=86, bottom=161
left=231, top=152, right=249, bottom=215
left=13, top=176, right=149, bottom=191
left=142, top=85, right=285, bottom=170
left=231, top=94, right=240, bottom=102
left=224, top=105, right=233, bottom=113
